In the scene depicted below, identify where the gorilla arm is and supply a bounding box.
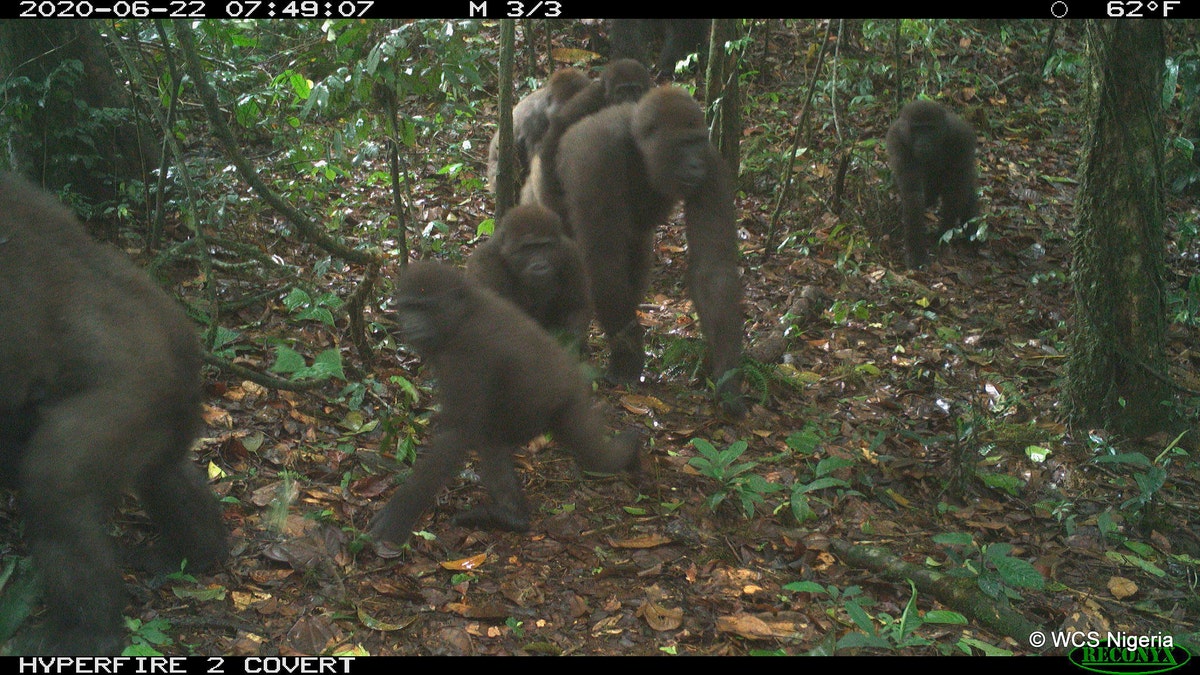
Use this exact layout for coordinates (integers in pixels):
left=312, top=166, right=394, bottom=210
left=682, top=145, right=745, bottom=417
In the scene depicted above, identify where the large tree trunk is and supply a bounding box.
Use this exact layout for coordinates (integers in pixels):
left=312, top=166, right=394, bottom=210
left=1066, top=20, right=1170, bottom=437
left=0, top=20, right=152, bottom=208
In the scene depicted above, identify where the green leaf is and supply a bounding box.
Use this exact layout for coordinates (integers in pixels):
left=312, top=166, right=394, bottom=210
left=798, top=476, right=850, bottom=493
left=923, top=610, right=968, bottom=624
left=790, top=494, right=816, bottom=523
left=295, top=307, right=336, bottom=326
left=991, top=555, right=1045, bottom=590
left=283, top=288, right=313, bottom=312
left=270, top=345, right=306, bottom=374
left=842, top=599, right=877, bottom=635
left=933, top=532, right=975, bottom=547
left=785, top=426, right=822, bottom=455
left=1094, top=452, right=1152, bottom=468
left=783, top=581, right=828, bottom=595
left=1024, top=445, right=1050, bottom=463
left=814, top=456, right=855, bottom=477
left=306, top=348, right=346, bottom=380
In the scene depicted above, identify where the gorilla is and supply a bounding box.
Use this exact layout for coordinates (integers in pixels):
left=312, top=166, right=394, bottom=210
left=531, top=86, right=745, bottom=417
left=487, top=68, right=591, bottom=194
left=0, top=173, right=226, bottom=654
left=369, top=262, right=641, bottom=545
left=885, top=99, right=980, bottom=268
left=467, top=203, right=592, bottom=349
left=521, top=58, right=653, bottom=215
left=609, top=19, right=712, bottom=75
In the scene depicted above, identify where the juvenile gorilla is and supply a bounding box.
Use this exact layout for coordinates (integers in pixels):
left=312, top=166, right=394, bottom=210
left=522, top=59, right=653, bottom=214
left=537, top=86, right=745, bottom=416
left=466, top=203, right=591, bottom=349
left=886, top=99, right=979, bottom=268
left=0, top=174, right=226, bottom=654
left=487, top=68, right=591, bottom=193
left=369, top=262, right=641, bottom=545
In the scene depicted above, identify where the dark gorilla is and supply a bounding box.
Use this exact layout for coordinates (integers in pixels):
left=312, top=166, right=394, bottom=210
left=369, top=262, right=641, bottom=545
left=541, top=86, right=745, bottom=417
left=487, top=68, right=591, bottom=193
left=0, top=174, right=226, bottom=654
left=467, top=203, right=592, bottom=349
left=522, top=59, right=653, bottom=214
left=609, top=19, right=712, bottom=75
left=886, top=99, right=979, bottom=268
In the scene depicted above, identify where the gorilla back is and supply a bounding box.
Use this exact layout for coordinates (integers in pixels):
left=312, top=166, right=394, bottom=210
left=0, top=174, right=226, bottom=654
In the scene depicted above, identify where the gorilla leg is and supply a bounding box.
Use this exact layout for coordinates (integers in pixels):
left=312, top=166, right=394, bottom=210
left=20, top=397, right=140, bottom=655
left=898, top=181, right=931, bottom=268
left=370, top=432, right=469, bottom=543
left=584, top=229, right=654, bottom=382
left=451, top=447, right=531, bottom=532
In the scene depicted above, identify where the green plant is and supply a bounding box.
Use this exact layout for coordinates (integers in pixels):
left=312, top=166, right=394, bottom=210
left=0, top=556, right=39, bottom=647
left=267, top=340, right=346, bottom=382
left=933, top=533, right=1045, bottom=603
left=122, top=617, right=174, bottom=656
left=782, top=425, right=859, bottom=523
left=687, top=439, right=782, bottom=517
left=282, top=287, right=343, bottom=327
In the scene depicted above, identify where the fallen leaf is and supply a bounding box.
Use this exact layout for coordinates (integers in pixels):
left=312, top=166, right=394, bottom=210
left=1108, top=576, right=1137, bottom=599
left=441, top=553, right=488, bottom=571
left=639, top=601, right=683, bottom=631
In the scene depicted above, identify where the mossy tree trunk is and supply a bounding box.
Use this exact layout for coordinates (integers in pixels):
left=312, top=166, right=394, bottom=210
left=0, top=20, right=152, bottom=209
left=1067, top=20, right=1171, bottom=437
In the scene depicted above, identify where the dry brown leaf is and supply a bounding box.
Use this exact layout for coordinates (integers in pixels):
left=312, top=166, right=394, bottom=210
left=1108, top=576, right=1138, bottom=599
left=611, top=534, right=672, bottom=549
left=441, top=553, right=488, bottom=571
left=716, top=613, right=799, bottom=640
left=619, top=393, right=672, bottom=414
left=639, top=601, right=683, bottom=631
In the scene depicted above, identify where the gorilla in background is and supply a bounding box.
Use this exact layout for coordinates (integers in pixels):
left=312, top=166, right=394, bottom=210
left=609, top=19, right=712, bottom=75
left=535, top=86, right=746, bottom=417
left=885, top=99, right=979, bottom=268
left=467, top=203, right=592, bottom=349
left=369, top=262, right=641, bottom=545
left=486, top=67, right=591, bottom=193
left=0, top=173, right=227, bottom=654
left=521, top=58, right=653, bottom=215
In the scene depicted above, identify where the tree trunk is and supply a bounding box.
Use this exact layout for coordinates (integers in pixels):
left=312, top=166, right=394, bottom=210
left=493, top=20, right=518, bottom=219
left=1066, top=20, right=1171, bottom=437
left=0, top=20, right=152, bottom=208
left=705, top=19, right=741, bottom=176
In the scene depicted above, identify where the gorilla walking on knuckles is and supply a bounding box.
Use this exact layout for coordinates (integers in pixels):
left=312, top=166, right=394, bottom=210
left=886, top=99, right=979, bottom=268
left=369, top=262, right=641, bottom=546
left=467, top=203, right=592, bottom=349
left=532, top=85, right=746, bottom=416
left=0, top=174, right=227, bottom=654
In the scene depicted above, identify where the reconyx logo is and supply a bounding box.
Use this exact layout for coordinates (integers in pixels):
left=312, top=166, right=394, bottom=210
left=1068, top=635, right=1191, bottom=674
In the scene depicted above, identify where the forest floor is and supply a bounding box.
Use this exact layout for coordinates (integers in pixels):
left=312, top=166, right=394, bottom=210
left=5, top=20, right=1200, bottom=658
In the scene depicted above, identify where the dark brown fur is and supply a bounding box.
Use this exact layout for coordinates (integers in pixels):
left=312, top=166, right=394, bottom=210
left=885, top=99, right=979, bottom=268
left=369, top=262, right=640, bottom=545
left=0, top=173, right=226, bottom=654
left=544, top=86, right=745, bottom=416
left=487, top=68, right=591, bottom=193
left=609, top=19, right=711, bottom=75
left=467, top=204, right=592, bottom=349
left=522, top=59, right=653, bottom=216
